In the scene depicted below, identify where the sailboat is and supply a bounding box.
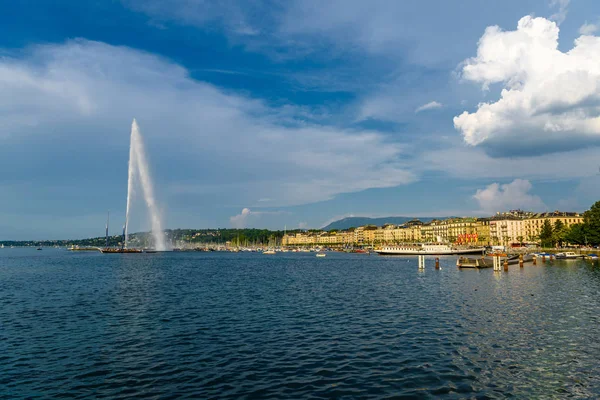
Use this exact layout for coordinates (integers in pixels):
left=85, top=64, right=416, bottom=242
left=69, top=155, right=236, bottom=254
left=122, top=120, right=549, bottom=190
left=263, top=235, right=276, bottom=254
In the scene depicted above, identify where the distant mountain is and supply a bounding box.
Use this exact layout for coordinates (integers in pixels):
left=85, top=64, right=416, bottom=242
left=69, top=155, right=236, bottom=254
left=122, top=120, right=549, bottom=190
left=322, top=216, right=445, bottom=231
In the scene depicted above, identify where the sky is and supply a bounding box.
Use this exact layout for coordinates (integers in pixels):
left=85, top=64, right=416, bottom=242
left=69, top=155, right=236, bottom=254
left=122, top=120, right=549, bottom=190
left=1, top=0, right=600, bottom=239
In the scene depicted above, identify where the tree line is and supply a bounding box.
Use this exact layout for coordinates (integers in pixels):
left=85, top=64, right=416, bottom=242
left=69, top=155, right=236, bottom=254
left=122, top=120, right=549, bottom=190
left=539, top=200, right=600, bottom=247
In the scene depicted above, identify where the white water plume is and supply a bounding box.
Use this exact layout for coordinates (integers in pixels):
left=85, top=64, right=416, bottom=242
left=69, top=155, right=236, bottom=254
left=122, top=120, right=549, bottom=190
left=124, top=119, right=168, bottom=251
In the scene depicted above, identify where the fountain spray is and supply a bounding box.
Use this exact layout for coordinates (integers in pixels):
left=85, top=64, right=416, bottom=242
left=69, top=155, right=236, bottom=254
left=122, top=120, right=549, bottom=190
left=124, top=119, right=168, bottom=251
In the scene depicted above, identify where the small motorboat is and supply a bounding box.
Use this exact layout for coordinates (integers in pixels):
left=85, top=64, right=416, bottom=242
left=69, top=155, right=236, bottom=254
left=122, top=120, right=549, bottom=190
left=316, top=253, right=326, bottom=257
left=555, top=252, right=582, bottom=260
left=584, top=254, right=598, bottom=260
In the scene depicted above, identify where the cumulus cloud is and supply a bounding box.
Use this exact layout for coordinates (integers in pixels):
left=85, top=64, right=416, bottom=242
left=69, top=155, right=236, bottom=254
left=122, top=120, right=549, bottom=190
left=415, top=101, right=443, bottom=113
left=473, top=179, right=546, bottom=214
left=230, top=208, right=253, bottom=228
left=454, top=16, right=600, bottom=152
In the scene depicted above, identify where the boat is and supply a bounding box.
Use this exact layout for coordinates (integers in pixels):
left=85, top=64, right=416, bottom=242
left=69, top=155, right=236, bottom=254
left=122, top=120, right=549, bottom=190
left=68, top=246, right=101, bottom=251
left=37, top=247, right=42, bottom=251
left=584, top=254, right=599, bottom=260
left=316, top=253, right=326, bottom=257
left=376, top=243, right=486, bottom=255
left=263, top=249, right=276, bottom=255
left=555, top=252, right=582, bottom=259
left=100, top=248, right=143, bottom=253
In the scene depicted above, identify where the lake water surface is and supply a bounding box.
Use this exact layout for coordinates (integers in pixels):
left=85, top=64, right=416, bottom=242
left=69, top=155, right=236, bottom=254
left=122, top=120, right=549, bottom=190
left=2, top=249, right=600, bottom=398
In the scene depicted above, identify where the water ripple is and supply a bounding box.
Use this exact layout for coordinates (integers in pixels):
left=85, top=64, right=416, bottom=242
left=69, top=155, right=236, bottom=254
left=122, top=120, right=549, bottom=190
left=2, top=249, right=600, bottom=398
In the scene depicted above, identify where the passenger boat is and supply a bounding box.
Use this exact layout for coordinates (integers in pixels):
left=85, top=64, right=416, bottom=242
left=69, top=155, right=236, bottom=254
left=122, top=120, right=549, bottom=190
left=376, top=243, right=485, bottom=255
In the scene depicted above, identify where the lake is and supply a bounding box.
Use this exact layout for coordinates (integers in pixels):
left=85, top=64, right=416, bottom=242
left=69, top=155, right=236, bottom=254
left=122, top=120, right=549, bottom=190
left=2, top=249, right=600, bottom=398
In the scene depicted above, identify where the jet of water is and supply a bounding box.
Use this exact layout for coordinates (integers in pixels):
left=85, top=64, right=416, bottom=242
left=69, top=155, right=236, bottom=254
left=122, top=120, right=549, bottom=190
left=124, top=119, right=168, bottom=251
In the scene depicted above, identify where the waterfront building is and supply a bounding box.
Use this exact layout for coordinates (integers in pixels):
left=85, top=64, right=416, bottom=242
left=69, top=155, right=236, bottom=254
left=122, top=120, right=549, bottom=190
left=383, top=224, right=396, bottom=243
left=489, top=216, right=526, bottom=246
left=280, top=210, right=583, bottom=247
left=391, top=220, right=423, bottom=243
left=474, top=218, right=491, bottom=246
left=523, top=211, right=583, bottom=242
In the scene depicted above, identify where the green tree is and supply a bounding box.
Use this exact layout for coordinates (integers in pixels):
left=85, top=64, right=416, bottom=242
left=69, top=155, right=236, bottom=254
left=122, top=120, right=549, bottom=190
left=553, top=220, right=566, bottom=247
left=583, top=201, right=600, bottom=245
left=564, top=223, right=586, bottom=245
left=539, top=219, right=554, bottom=248
left=516, top=236, right=524, bottom=245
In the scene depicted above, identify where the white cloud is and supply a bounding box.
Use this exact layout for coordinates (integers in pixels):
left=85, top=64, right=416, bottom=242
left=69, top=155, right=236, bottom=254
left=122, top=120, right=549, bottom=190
left=230, top=208, right=253, bottom=228
left=473, top=179, right=546, bottom=214
left=579, top=22, right=599, bottom=35
left=454, top=16, right=600, bottom=150
left=549, top=0, right=570, bottom=25
left=0, top=39, right=415, bottom=220
left=415, top=101, right=443, bottom=113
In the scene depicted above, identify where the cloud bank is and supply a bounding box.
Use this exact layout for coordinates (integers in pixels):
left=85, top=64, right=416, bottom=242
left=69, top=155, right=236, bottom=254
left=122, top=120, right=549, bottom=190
left=0, top=39, right=414, bottom=233
left=454, top=16, right=600, bottom=152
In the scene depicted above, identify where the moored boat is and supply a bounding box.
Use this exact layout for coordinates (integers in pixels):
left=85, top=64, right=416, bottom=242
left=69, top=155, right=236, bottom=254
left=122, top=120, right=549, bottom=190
left=555, top=252, right=582, bottom=259
left=100, top=248, right=143, bottom=253
left=376, top=243, right=485, bottom=255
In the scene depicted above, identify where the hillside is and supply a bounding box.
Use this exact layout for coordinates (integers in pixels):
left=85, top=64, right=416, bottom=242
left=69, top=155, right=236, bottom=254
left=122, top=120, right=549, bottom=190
left=322, top=216, right=444, bottom=231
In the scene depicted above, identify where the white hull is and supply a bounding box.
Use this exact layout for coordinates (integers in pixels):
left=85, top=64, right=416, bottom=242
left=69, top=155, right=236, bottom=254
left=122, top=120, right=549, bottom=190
left=376, top=246, right=485, bottom=256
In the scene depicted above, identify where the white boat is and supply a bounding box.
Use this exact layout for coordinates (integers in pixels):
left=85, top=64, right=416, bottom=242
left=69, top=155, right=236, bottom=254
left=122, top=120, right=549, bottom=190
left=263, top=249, right=276, bottom=255
left=375, top=243, right=486, bottom=256
left=555, top=252, right=582, bottom=259
left=316, top=253, right=326, bottom=257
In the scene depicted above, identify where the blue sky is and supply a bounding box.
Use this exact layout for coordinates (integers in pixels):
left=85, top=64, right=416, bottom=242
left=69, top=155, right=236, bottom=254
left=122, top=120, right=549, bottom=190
left=1, top=0, right=600, bottom=239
